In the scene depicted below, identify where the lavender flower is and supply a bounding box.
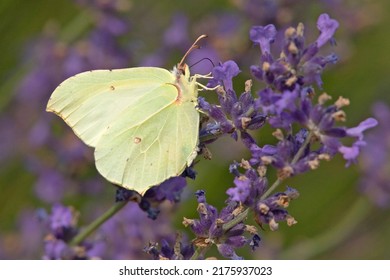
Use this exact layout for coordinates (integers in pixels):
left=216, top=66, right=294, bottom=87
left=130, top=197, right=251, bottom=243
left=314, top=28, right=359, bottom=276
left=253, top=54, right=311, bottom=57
left=254, top=187, right=299, bottom=231
left=183, top=191, right=260, bottom=259
left=250, top=14, right=339, bottom=90
left=144, top=233, right=194, bottom=260
left=250, top=24, right=277, bottom=54
left=199, top=61, right=267, bottom=142
left=196, top=14, right=376, bottom=245
left=207, top=60, right=241, bottom=91
left=315, top=13, right=339, bottom=48
left=243, top=15, right=377, bottom=175
left=250, top=91, right=377, bottom=175
left=225, top=160, right=299, bottom=231
left=226, top=160, right=268, bottom=207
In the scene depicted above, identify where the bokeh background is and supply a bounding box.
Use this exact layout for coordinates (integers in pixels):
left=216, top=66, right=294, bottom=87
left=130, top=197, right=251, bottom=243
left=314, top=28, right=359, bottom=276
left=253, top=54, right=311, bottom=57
left=1, top=0, right=389, bottom=259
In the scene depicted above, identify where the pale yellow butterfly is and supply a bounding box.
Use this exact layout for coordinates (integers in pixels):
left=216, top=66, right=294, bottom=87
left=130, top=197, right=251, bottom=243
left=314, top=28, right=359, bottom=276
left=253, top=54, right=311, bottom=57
left=47, top=35, right=209, bottom=193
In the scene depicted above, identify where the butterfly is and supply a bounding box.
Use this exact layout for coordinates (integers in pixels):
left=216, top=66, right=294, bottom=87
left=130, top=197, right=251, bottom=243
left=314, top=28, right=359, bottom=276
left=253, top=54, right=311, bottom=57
left=47, top=35, right=209, bottom=193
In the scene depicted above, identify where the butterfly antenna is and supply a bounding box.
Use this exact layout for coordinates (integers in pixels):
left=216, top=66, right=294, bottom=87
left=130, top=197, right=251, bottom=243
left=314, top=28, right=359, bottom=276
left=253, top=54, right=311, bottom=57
left=189, top=57, right=215, bottom=69
left=178, top=34, right=208, bottom=72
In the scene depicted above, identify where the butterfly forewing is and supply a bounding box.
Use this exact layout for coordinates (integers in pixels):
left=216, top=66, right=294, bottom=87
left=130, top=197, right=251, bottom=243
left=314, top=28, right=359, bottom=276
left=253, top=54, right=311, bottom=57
left=47, top=68, right=175, bottom=147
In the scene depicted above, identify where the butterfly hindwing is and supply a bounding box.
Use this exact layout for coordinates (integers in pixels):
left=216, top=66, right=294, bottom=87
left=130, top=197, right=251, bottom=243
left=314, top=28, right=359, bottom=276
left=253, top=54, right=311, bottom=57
left=94, top=91, right=199, bottom=191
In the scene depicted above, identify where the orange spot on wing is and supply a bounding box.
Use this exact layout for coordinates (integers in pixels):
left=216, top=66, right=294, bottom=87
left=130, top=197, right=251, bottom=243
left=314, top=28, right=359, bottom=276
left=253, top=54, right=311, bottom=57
left=167, top=83, right=182, bottom=104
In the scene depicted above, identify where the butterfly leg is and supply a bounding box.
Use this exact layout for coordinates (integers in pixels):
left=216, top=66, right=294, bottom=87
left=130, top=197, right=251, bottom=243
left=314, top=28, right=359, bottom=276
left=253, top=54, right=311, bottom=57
left=196, top=83, right=220, bottom=91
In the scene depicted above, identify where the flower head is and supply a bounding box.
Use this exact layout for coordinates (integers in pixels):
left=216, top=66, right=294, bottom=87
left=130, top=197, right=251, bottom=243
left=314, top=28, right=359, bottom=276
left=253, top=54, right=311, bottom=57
left=250, top=14, right=340, bottom=90
left=144, top=234, right=194, bottom=260
left=250, top=24, right=277, bottom=54
left=316, top=13, right=340, bottom=48
left=183, top=191, right=259, bottom=259
left=207, top=60, right=241, bottom=91
left=254, top=187, right=299, bottom=231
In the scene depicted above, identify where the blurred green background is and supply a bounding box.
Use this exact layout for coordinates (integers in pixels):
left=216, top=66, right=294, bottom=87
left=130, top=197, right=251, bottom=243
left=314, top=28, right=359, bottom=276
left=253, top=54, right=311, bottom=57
left=0, top=0, right=389, bottom=259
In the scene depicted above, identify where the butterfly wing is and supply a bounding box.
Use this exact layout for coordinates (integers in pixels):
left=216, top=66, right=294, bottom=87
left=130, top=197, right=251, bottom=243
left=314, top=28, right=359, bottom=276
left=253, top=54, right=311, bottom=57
left=47, top=67, right=176, bottom=147
left=94, top=89, right=199, bottom=191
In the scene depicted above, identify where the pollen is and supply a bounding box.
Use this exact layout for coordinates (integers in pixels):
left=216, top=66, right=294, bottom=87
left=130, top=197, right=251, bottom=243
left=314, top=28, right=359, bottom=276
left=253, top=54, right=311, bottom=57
left=245, top=79, right=253, bottom=92
left=285, top=27, right=296, bottom=38
left=318, top=92, right=332, bottom=105
left=288, top=42, right=299, bottom=54
left=332, top=110, right=347, bottom=122
left=286, top=215, right=298, bottom=226
left=258, top=203, right=269, bottom=214
left=335, top=96, right=350, bottom=108
left=262, top=61, right=270, bottom=71
left=272, top=129, right=284, bottom=141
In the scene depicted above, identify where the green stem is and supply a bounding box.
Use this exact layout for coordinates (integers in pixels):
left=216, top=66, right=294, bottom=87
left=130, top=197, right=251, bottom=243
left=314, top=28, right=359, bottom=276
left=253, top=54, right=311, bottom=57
left=190, top=245, right=211, bottom=260
left=190, top=248, right=201, bottom=260
left=279, top=196, right=372, bottom=259
left=222, top=208, right=249, bottom=232
left=69, top=201, right=128, bottom=246
left=261, top=178, right=282, bottom=200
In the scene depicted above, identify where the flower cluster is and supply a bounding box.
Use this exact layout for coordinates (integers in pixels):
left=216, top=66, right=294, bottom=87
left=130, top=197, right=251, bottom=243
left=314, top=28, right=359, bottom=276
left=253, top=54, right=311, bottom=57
left=144, top=233, right=195, bottom=260
left=191, top=14, right=378, bottom=257
left=226, top=160, right=299, bottom=231
left=199, top=62, right=267, bottom=142
left=182, top=191, right=260, bottom=259
left=201, top=14, right=377, bottom=179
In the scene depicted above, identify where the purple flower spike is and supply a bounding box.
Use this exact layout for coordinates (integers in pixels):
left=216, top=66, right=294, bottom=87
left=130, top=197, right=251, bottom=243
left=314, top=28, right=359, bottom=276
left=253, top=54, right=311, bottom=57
left=250, top=24, right=277, bottom=54
left=316, top=14, right=339, bottom=48
left=208, top=60, right=240, bottom=91
left=184, top=191, right=259, bottom=259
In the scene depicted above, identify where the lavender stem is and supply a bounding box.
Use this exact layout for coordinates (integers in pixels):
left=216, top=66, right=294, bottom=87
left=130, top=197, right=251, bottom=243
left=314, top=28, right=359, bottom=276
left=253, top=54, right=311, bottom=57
left=69, top=201, right=128, bottom=246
